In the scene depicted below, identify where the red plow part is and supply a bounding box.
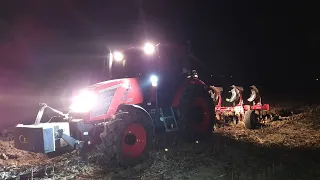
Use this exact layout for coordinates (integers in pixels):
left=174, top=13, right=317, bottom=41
left=215, top=106, right=234, bottom=112
left=211, top=85, right=270, bottom=129
left=251, top=104, right=269, bottom=111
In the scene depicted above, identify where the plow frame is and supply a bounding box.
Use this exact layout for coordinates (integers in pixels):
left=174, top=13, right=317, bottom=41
left=210, top=85, right=270, bottom=128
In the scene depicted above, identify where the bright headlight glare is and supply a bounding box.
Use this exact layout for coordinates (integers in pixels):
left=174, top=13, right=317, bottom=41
left=144, top=42, right=155, bottom=55
left=70, top=90, right=97, bottom=113
left=150, top=75, right=158, bottom=87
left=113, top=51, right=124, bottom=62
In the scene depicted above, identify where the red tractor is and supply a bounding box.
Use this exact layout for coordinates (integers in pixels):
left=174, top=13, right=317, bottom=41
left=209, top=85, right=270, bottom=129
left=14, top=42, right=215, bottom=166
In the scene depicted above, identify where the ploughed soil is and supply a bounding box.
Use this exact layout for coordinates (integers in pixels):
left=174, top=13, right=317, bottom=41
left=1, top=105, right=320, bottom=180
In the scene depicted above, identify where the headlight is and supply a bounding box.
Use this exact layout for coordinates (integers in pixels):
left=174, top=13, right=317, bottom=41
left=143, top=42, right=156, bottom=55
left=70, top=90, right=97, bottom=113
left=113, top=51, right=124, bottom=62
left=150, top=75, right=158, bottom=87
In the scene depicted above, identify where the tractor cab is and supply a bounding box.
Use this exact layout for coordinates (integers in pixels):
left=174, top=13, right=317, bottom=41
left=110, top=48, right=157, bottom=80
left=107, top=43, right=200, bottom=108
left=109, top=44, right=192, bottom=79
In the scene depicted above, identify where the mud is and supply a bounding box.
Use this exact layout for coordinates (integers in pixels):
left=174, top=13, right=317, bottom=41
left=1, top=105, right=320, bottom=180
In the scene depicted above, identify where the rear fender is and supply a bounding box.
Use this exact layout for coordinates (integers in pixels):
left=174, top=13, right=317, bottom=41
left=171, top=78, right=206, bottom=107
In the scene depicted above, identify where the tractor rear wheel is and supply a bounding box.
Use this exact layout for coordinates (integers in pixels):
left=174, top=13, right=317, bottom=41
left=178, top=84, right=215, bottom=141
left=244, top=110, right=258, bottom=129
left=99, top=108, right=153, bottom=166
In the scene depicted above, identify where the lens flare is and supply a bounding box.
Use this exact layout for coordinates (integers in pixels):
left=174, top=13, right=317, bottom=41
left=70, top=90, right=97, bottom=113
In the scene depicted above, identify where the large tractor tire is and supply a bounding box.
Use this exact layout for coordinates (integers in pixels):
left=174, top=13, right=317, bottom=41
left=178, top=81, right=215, bottom=141
left=244, top=110, right=258, bottom=129
left=99, top=105, right=154, bottom=167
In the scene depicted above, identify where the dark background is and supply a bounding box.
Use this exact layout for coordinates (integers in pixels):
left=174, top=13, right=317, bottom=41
left=0, top=0, right=319, bottom=128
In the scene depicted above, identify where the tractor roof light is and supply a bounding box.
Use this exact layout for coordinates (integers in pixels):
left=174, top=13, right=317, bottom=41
left=113, top=51, right=124, bottom=62
left=143, top=43, right=156, bottom=55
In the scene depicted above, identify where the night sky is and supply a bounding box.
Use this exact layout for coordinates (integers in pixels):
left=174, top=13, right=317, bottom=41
left=1, top=0, right=319, bottom=101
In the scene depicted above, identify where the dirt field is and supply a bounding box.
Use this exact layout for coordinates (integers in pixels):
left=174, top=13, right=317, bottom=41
left=1, top=105, right=320, bottom=180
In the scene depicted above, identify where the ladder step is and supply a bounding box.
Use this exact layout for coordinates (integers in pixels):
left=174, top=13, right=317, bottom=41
left=159, top=107, right=179, bottom=132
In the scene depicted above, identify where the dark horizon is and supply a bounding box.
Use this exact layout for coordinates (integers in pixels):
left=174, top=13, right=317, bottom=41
left=1, top=0, right=319, bottom=99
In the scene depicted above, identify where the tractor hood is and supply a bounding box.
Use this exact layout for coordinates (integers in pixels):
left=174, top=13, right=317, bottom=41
left=70, top=78, right=143, bottom=122
left=86, top=78, right=129, bottom=92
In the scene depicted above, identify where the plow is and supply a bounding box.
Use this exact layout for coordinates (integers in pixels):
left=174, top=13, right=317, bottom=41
left=11, top=42, right=271, bottom=169
left=209, top=85, right=270, bottom=129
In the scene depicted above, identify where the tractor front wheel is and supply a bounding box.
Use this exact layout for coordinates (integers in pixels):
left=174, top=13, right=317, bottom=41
left=99, top=109, right=153, bottom=166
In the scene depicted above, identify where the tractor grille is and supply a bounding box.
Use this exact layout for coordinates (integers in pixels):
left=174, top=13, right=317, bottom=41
left=90, top=88, right=117, bottom=118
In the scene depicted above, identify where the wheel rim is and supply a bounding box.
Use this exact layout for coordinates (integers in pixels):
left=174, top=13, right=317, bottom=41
left=187, top=97, right=211, bottom=132
left=121, top=123, right=147, bottom=158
